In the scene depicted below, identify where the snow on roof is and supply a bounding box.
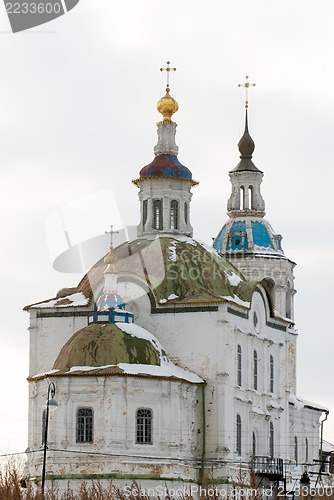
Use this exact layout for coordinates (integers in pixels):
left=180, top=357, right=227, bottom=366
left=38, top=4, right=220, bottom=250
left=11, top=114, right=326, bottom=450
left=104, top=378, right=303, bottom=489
left=30, top=322, right=204, bottom=384
left=226, top=272, right=243, bottom=287
left=30, top=292, right=89, bottom=309
left=253, top=244, right=284, bottom=255
left=223, top=295, right=250, bottom=308
left=31, top=360, right=203, bottom=384
left=117, top=361, right=204, bottom=384
left=289, top=393, right=328, bottom=412
left=116, top=322, right=167, bottom=359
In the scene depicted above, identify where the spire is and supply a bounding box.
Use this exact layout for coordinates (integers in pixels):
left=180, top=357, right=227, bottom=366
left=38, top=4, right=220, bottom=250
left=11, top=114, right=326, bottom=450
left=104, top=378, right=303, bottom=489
left=233, top=76, right=260, bottom=173
left=238, top=109, right=255, bottom=158
left=102, top=225, right=118, bottom=293
left=227, top=76, right=265, bottom=217
left=233, top=108, right=260, bottom=172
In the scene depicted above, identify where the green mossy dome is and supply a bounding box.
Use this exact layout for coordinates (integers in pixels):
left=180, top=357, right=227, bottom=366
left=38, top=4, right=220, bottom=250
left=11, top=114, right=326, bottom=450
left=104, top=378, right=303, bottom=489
left=53, top=323, right=161, bottom=373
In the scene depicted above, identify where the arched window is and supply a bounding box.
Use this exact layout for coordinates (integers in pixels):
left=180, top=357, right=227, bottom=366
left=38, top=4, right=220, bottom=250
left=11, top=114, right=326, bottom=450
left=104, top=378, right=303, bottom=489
left=170, top=200, right=179, bottom=230
left=294, top=436, right=298, bottom=463
left=305, top=438, right=309, bottom=462
left=252, top=432, right=256, bottom=456
left=142, top=200, right=148, bottom=228
left=240, top=186, right=245, bottom=210
left=269, top=355, right=274, bottom=393
left=236, top=414, right=242, bottom=455
left=184, top=202, right=188, bottom=224
left=136, top=408, right=153, bottom=444
left=237, top=345, right=242, bottom=387
left=249, top=186, right=253, bottom=209
left=269, top=421, right=274, bottom=457
left=76, top=407, right=93, bottom=443
left=153, top=199, right=163, bottom=230
left=253, top=350, right=258, bottom=390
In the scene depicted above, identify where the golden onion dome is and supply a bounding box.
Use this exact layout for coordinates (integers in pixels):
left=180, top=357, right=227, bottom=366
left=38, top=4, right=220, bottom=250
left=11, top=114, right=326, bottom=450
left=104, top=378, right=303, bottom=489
left=157, top=86, right=179, bottom=123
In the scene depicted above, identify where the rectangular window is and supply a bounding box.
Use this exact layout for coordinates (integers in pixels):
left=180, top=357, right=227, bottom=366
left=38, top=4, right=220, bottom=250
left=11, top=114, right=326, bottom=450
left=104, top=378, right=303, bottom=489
left=153, top=200, right=163, bottom=230
left=76, top=407, right=93, bottom=443
left=136, top=408, right=152, bottom=444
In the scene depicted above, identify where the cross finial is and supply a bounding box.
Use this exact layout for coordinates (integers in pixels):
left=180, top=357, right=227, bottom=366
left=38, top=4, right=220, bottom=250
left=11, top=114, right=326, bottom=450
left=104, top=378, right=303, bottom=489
left=105, top=225, right=119, bottom=251
left=160, top=61, right=176, bottom=91
left=238, top=75, right=256, bottom=109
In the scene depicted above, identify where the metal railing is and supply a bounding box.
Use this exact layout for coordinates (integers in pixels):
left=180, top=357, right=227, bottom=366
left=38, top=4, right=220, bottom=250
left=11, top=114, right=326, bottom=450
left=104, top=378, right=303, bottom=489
left=252, top=456, right=284, bottom=478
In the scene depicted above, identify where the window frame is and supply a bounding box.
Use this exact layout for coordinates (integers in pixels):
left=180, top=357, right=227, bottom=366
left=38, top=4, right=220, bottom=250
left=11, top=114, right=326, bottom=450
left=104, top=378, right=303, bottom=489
left=170, top=199, right=179, bottom=230
left=153, top=199, right=163, bottom=230
left=269, top=355, right=274, bottom=394
left=136, top=408, right=153, bottom=445
left=76, top=407, right=94, bottom=444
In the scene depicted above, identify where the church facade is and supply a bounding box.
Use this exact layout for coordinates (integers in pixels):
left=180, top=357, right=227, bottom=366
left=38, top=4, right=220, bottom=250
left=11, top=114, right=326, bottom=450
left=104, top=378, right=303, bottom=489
left=24, top=77, right=327, bottom=494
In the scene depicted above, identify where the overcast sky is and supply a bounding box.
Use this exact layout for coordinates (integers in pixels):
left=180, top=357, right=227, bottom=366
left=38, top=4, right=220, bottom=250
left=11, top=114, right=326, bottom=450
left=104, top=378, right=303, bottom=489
left=0, top=0, right=333, bottom=457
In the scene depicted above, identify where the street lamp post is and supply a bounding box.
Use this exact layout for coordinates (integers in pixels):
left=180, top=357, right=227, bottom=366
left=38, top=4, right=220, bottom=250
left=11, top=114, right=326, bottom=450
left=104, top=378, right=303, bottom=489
left=41, top=382, right=58, bottom=492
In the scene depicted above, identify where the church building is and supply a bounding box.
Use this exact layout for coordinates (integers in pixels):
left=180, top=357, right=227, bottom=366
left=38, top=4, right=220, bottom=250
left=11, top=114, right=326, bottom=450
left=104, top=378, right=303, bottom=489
left=24, top=71, right=327, bottom=494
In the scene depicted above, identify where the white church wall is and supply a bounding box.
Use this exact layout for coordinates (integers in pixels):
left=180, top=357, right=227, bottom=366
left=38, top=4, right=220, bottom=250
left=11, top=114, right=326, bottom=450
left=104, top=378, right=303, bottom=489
left=28, top=310, right=90, bottom=377
left=26, top=374, right=203, bottom=488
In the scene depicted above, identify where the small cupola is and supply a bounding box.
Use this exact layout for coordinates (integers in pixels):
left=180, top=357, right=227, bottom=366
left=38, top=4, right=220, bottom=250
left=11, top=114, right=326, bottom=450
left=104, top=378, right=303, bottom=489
left=89, top=232, right=134, bottom=325
left=132, top=62, right=198, bottom=238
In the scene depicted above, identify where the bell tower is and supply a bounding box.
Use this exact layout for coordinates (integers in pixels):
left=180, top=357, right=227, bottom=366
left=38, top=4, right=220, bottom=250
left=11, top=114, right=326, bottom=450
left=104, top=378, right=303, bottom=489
left=132, top=62, right=198, bottom=238
left=214, top=77, right=296, bottom=321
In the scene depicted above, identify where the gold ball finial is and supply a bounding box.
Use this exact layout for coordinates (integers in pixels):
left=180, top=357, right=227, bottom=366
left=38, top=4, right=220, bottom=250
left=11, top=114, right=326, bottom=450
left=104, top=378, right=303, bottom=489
left=157, top=87, right=179, bottom=123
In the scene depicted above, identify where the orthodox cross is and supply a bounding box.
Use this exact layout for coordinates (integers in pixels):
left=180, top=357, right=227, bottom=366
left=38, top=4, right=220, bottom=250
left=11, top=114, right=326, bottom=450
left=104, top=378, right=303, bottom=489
left=105, top=225, right=119, bottom=250
left=160, top=61, right=177, bottom=90
left=238, top=75, right=256, bottom=109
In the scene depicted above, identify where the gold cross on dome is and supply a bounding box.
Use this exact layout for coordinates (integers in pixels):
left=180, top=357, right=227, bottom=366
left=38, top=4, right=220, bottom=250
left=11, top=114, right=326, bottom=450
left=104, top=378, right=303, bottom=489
left=238, top=75, right=256, bottom=109
left=105, top=225, right=119, bottom=250
left=160, top=61, right=177, bottom=89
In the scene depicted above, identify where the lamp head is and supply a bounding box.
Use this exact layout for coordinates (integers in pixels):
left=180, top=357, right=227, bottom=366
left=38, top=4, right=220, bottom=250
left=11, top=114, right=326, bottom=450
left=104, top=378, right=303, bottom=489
left=47, top=397, right=58, bottom=411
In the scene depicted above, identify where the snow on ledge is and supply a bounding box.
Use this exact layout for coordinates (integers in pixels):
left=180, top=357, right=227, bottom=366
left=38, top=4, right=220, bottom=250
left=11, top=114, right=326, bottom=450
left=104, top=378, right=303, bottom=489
left=289, top=393, right=328, bottom=412
left=31, top=292, right=89, bottom=309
